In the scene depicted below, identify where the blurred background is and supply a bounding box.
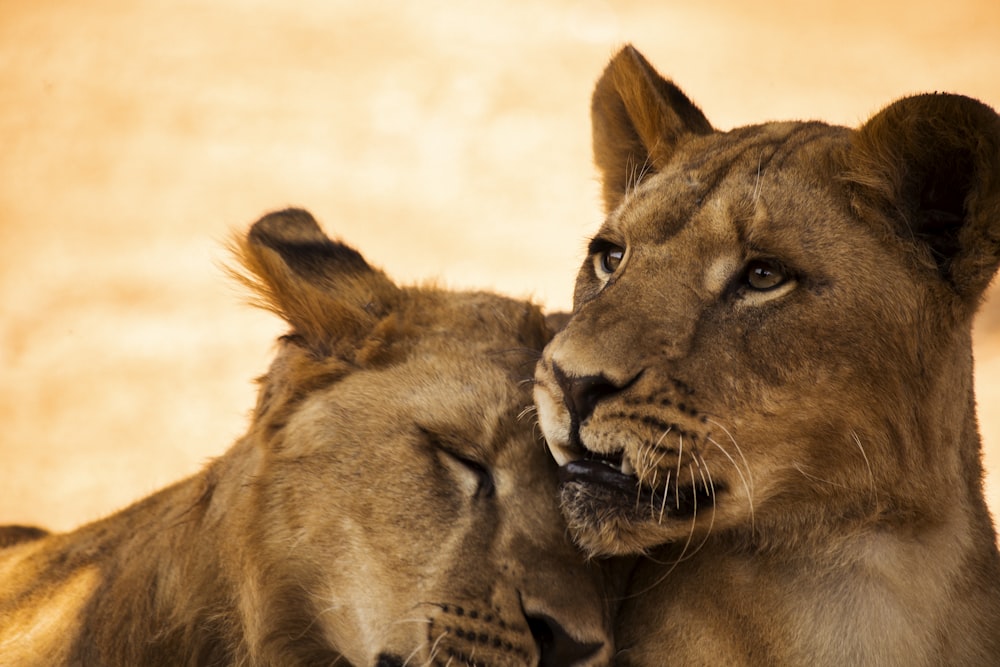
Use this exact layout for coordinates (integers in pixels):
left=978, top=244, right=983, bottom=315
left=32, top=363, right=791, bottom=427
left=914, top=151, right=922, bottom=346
left=2, top=0, right=998, bottom=531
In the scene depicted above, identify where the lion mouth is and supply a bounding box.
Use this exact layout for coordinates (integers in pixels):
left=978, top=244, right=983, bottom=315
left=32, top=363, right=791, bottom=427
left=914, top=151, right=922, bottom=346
left=545, top=404, right=720, bottom=522
left=557, top=458, right=716, bottom=519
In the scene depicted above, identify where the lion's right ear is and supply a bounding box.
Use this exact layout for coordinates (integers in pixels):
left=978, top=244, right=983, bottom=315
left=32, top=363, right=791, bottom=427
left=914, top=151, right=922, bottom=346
left=232, top=208, right=400, bottom=355
left=848, top=94, right=1000, bottom=307
left=591, top=45, right=713, bottom=214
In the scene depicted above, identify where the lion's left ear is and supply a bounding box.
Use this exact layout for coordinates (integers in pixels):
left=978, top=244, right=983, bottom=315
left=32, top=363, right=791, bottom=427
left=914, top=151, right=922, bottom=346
left=233, top=208, right=401, bottom=356
left=848, top=93, right=1000, bottom=304
left=591, top=45, right=713, bottom=214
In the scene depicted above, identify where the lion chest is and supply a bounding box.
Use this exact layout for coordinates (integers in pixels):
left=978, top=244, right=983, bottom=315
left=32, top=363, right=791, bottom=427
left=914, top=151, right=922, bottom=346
left=614, top=546, right=943, bottom=666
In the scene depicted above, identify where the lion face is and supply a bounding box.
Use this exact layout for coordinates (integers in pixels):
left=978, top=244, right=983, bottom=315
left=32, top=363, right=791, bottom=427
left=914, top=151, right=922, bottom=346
left=535, top=125, right=912, bottom=556
left=234, top=210, right=612, bottom=666
left=535, top=47, right=1000, bottom=558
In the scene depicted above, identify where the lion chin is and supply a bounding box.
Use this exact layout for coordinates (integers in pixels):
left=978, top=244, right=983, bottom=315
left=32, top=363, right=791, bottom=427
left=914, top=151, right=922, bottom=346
left=536, top=44, right=1000, bottom=664
left=555, top=460, right=719, bottom=557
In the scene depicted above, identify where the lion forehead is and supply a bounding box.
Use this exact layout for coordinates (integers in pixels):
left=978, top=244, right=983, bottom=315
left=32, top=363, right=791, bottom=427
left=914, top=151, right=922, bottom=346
left=275, top=353, right=533, bottom=473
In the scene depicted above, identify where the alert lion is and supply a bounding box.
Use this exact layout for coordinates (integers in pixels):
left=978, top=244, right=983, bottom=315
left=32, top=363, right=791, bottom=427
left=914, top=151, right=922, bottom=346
left=534, top=46, right=1000, bottom=664
left=0, top=209, right=613, bottom=666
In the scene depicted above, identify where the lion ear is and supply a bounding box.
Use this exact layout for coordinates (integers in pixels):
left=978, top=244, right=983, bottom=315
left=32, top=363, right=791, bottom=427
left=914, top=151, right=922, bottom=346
left=849, top=94, right=1000, bottom=304
left=233, top=208, right=400, bottom=355
left=591, top=44, right=713, bottom=214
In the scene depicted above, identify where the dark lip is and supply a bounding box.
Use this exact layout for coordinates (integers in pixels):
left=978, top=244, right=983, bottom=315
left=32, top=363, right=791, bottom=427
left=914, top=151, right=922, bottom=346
left=558, top=459, right=664, bottom=508
left=558, top=460, right=636, bottom=494
left=558, top=460, right=719, bottom=519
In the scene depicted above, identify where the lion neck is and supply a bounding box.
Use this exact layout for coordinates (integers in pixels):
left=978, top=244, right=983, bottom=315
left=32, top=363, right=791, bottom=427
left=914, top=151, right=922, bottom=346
left=63, top=438, right=342, bottom=665
left=61, top=467, right=240, bottom=664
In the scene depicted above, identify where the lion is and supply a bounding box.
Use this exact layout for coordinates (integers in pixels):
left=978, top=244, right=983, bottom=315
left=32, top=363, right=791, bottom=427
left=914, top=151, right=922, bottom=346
left=533, top=45, right=1000, bottom=664
left=0, top=209, right=613, bottom=666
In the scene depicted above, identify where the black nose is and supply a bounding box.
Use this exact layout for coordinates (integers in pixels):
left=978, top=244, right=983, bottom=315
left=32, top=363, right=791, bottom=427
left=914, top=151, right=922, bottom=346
left=553, top=364, right=624, bottom=424
left=527, top=613, right=605, bottom=667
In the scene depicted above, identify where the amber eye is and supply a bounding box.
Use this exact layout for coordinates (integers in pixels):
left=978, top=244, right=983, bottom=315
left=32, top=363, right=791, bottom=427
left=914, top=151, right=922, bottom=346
left=595, top=244, right=625, bottom=275
left=745, top=260, right=786, bottom=290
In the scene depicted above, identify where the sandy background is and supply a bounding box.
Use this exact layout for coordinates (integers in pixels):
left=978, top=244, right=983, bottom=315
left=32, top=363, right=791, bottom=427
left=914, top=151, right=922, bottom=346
left=2, top=0, right=999, bottom=532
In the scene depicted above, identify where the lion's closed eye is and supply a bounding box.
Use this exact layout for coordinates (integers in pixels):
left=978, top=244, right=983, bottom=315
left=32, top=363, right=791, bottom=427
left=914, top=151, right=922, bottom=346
left=420, top=427, right=496, bottom=498
left=439, top=449, right=496, bottom=498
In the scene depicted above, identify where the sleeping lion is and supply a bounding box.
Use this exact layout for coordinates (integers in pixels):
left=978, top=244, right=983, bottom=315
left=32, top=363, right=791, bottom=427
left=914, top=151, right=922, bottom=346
left=0, top=209, right=613, bottom=666
left=534, top=45, right=1000, bottom=664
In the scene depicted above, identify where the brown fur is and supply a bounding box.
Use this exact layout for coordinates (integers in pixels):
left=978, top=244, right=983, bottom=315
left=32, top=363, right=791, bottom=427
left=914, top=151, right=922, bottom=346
left=0, top=526, right=48, bottom=550
left=534, top=45, right=1000, bottom=664
left=0, top=209, right=614, bottom=666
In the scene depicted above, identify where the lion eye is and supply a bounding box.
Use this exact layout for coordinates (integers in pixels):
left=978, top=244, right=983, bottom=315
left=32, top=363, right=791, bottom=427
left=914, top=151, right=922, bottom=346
left=592, top=242, right=625, bottom=277
left=744, top=260, right=786, bottom=291
left=441, top=449, right=495, bottom=499
left=422, top=427, right=496, bottom=499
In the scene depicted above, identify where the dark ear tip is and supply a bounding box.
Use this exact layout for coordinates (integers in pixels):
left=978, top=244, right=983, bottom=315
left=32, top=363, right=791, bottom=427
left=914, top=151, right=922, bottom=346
left=246, top=208, right=372, bottom=277
left=249, top=208, right=327, bottom=248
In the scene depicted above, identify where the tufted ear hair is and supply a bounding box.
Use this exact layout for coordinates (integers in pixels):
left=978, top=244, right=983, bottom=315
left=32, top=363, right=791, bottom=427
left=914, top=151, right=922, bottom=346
left=233, top=208, right=400, bottom=355
left=591, top=44, right=713, bottom=214
left=847, top=94, right=1000, bottom=306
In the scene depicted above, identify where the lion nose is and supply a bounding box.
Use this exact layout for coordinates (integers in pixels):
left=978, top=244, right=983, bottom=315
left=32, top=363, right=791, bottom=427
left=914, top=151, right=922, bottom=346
left=526, top=612, right=605, bottom=667
left=553, top=364, right=627, bottom=424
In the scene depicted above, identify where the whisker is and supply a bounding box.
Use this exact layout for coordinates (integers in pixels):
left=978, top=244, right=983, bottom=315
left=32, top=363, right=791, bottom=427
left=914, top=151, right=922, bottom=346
left=634, top=465, right=701, bottom=596
left=673, top=458, right=717, bottom=564
left=636, top=442, right=650, bottom=484
left=675, top=434, right=684, bottom=509
left=704, top=418, right=754, bottom=494
left=793, top=463, right=851, bottom=489
left=752, top=152, right=765, bottom=203
left=625, top=150, right=655, bottom=199
left=401, top=637, right=429, bottom=666
left=689, top=464, right=697, bottom=521
left=672, top=465, right=701, bottom=560
left=658, top=470, right=671, bottom=524
left=653, top=425, right=673, bottom=449
left=652, top=450, right=669, bottom=490
left=706, top=434, right=755, bottom=531
left=648, top=427, right=673, bottom=475
left=642, top=466, right=656, bottom=513
left=851, top=429, right=880, bottom=509
left=693, top=445, right=710, bottom=493
left=650, top=440, right=672, bottom=470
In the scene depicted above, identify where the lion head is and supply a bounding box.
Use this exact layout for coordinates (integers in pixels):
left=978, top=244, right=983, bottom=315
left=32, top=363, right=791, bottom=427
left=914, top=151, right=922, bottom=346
left=230, top=210, right=613, bottom=666
left=0, top=210, right=613, bottom=666
left=534, top=46, right=1000, bottom=563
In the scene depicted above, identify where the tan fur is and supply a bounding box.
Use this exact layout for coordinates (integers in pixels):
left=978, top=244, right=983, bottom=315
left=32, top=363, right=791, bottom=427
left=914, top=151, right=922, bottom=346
left=0, top=209, right=614, bottom=666
left=534, top=45, right=1000, bottom=664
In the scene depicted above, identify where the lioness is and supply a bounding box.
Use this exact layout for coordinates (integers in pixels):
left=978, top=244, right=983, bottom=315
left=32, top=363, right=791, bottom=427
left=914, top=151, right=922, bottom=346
left=534, top=45, right=1000, bottom=664
left=0, top=209, right=613, bottom=666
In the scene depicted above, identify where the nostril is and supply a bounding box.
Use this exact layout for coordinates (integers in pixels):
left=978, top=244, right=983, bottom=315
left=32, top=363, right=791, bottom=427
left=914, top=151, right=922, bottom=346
left=553, top=365, right=624, bottom=424
left=526, top=613, right=605, bottom=667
